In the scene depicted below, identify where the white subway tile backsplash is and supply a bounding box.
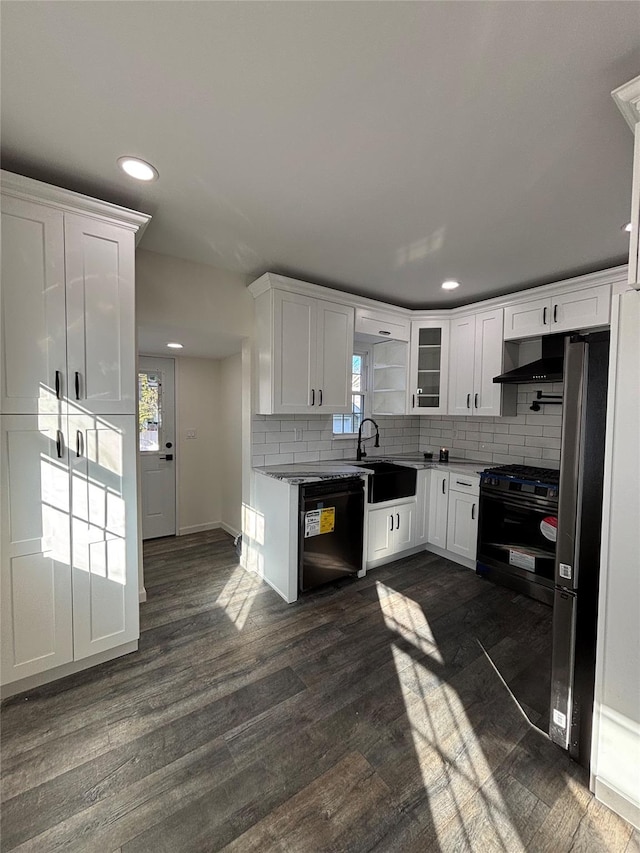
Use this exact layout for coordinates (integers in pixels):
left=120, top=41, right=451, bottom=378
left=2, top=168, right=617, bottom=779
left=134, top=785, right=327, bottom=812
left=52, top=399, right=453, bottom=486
left=508, top=424, right=544, bottom=436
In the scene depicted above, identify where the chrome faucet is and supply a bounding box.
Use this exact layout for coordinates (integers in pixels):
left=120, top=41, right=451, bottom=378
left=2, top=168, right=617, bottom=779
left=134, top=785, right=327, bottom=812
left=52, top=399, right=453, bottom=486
left=356, top=418, right=380, bottom=461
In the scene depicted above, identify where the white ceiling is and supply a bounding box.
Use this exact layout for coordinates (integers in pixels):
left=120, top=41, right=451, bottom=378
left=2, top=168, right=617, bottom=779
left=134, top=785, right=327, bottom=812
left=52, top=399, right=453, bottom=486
left=2, top=2, right=638, bottom=308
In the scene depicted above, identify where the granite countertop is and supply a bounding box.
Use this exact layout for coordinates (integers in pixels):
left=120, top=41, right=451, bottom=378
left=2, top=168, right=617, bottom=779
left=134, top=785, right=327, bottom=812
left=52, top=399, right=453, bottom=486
left=255, top=455, right=486, bottom=484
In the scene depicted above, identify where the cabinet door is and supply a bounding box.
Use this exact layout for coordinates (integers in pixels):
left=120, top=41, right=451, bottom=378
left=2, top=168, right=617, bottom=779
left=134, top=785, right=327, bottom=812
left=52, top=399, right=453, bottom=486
left=415, top=470, right=430, bottom=545
left=448, top=316, right=476, bottom=415
left=551, top=285, right=611, bottom=333
left=69, top=412, right=139, bottom=659
left=393, top=503, right=415, bottom=553
left=504, top=298, right=550, bottom=340
left=272, top=290, right=316, bottom=414
left=366, top=506, right=394, bottom=562
left=1, top=196, right=67, bottom=415
left=409, top=321, right=450, bottom=415
left=427, top=472, right=449, bottom=548
left=316, top=300, right=354, bottom=413
left=446, top=489, right=479, bottom=561
left=473, top=309, right=505, bottom=416
left=64, top=214, right=136, bottom=415
left=1, top=415, right=73, bottom=684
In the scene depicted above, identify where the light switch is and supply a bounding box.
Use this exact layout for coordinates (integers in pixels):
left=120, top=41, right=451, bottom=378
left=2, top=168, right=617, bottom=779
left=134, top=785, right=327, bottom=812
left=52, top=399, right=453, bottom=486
left=186, top=429, right=197, bottom=439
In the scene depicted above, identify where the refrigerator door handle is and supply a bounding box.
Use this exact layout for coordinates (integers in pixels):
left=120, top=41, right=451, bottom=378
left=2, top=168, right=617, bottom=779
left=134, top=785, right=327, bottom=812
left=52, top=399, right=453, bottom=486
left=555, top=339, right=586, bottom=590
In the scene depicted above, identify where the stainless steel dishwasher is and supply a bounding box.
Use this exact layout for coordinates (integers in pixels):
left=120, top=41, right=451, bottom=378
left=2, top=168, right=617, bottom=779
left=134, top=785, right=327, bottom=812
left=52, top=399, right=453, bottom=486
left=299, top=477, right=365, bottom=593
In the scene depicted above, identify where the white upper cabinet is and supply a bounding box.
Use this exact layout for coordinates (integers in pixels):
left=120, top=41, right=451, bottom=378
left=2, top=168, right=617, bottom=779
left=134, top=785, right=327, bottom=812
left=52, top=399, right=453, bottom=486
left=65, top=215, right=136, bottom=415
left=354, top=306, right=410, bottom=342
left=270, top=290, right=316, bottom=413
left=254, top=285, right=353, bottom=414
left=1, top=174, right=146, bottom=417
left=315, top=299, right=354, bottom=412
left=1, top=196, right=67, bottom=415
left=409, top=320, right=450, bottom=415
left=448, top=316, right=476, bottom=416
left=552, top=285, right=611, bottom=333
left=504, top=285, right=611, bottom=340
left=449, top=309, right=507, bottom=417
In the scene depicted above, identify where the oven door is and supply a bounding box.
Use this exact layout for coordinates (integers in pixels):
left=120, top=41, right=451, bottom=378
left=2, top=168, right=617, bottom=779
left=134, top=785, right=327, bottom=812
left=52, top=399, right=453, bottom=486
left=477, top=487, right=558, bottom=593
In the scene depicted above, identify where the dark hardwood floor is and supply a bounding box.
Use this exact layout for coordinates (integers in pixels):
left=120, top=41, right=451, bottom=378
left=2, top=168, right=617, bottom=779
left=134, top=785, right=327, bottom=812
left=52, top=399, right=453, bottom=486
left=1, top=530, right=636, bottom=852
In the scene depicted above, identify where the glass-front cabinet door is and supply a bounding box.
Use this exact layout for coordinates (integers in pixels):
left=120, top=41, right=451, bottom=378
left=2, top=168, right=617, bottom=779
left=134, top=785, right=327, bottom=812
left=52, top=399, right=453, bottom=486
left=409, top=320, right=450, bottom=415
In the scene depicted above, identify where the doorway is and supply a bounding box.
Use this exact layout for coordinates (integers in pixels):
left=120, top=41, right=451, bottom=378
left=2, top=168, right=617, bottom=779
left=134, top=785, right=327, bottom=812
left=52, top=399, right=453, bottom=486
left=138, top=356, right=176, bottom=539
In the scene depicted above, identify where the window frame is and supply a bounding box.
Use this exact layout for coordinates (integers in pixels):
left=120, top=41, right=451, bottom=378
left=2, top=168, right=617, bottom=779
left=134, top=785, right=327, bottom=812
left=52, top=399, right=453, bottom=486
left=332, top=348, right=370, bottom=438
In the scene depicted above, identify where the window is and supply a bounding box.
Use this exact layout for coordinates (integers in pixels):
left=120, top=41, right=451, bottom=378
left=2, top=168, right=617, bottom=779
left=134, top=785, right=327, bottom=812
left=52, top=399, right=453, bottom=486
left=138, top=371, right=162, bottom=451
left=333, top=352, right=367, bottom=435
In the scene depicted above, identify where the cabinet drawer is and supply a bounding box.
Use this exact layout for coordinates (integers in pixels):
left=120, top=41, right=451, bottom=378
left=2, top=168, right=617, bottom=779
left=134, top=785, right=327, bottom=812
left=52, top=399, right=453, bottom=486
left=355, top=310, right=410, bottom=342
left=449, top=474, right=479, bottom=495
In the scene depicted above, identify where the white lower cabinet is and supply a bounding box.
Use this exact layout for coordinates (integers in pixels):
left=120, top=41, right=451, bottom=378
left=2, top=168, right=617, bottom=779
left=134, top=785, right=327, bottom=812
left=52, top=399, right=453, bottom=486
left=426, top=470, right=480, bottom=565
left=427, top=471, right=449, bottom=548
left=0, top=411, right=139, bottom=685
left=446, top=488, right=479, bottom=561
left=367, top=500, right=415, bottom=564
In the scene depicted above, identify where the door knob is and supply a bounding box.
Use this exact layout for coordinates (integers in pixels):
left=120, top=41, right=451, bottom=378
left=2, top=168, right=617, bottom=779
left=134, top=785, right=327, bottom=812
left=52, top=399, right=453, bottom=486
left=159, top=453, right=174, bottom=461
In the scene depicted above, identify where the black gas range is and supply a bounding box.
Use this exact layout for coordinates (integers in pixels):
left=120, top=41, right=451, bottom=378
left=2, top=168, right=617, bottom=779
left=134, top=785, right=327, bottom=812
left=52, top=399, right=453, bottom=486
left=476, top=464, right=560, bottom=605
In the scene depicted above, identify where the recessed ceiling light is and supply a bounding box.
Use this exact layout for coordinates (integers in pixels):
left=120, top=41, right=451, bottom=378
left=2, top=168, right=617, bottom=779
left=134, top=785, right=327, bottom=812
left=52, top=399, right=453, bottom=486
left=623, top=222, right=632, bottom=232
left=117, top=156, right=158, bottom=182
left=166, top=342, right=183, bottom=349
left=441, top=280, right=460, bottom=290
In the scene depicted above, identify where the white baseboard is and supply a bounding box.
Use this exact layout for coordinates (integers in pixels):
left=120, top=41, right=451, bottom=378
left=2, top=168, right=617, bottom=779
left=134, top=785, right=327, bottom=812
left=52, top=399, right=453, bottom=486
left=595, top=778, right=640, bottom=831
left=220, top=521, right=240, bottom=539
left=424, top=543, right=476, bottom=571
left=138, top=587, right=147, bottom=603
left=178, top=521, right=221, bottom=536
left=1, top=641, right=139, bottom=699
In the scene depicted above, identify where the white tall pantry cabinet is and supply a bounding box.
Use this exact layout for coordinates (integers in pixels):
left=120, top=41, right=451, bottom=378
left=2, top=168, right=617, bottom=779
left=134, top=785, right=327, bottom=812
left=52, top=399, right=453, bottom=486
left=0, top=171, right=150, bottom=692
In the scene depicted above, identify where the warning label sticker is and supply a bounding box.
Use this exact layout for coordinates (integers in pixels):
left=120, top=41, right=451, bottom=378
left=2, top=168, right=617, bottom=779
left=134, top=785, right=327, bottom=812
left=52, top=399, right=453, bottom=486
left=540, top=516, right=558, bottom=542
left=304, top=507, right=336, bottom=538
left=509, top=549, right=536, bottom=572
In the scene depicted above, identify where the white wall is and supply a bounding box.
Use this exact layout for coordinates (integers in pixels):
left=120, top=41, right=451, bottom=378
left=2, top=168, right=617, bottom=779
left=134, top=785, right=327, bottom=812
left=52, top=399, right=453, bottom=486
left=136, top=248, right=253, bottom=356
left=219, top=353, right=243, bottom=536
left=176, top=357, right=221, bottom=535
left=592, top=289, right=640, bottom=828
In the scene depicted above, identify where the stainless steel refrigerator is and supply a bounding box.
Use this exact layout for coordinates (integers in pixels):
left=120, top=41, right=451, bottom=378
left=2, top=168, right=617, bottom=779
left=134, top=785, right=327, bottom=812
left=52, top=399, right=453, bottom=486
left=549, top=331, right=610, bottom=768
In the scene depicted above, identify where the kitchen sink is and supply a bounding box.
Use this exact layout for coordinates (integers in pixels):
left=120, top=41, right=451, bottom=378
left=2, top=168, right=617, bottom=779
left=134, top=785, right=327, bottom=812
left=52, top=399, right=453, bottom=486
left=353, top=461, right=417, bottom=503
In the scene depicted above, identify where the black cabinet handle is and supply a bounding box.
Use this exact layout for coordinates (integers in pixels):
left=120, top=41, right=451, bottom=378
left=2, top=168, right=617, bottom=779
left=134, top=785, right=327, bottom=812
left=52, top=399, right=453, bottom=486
left=396, top=513, right=400, bottom=530
left=55, top=370, right=62, bottom=400
left=76, top=430, right=84, bottom=458
left=390, top=514, right=394, bottom=532
left=474, top=393, right=478, bottom=409
left=543, top=306, right=548, bottom=325
left=412, top=394, right=415, bottom=408
left=318, top=389, right=323, bottom=406
left=379, top=330, right=391, bottom=336
left=456, top=480, right=472, bottom=487
left=472, top=503, right=476, bottom=520
left=310, top=389, right=315, bottom=406
left=56, top=429, right=64, bottom=459
left=553, top=304, right=558, bottom=323
left=442, top=478, right=446, bottom=495
left=74, top=371, right=81, bottom=400
left=466, top=393, right=470, bottom=409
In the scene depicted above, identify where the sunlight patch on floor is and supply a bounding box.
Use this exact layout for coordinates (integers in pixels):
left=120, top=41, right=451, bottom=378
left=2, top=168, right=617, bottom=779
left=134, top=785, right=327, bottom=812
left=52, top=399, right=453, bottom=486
left=216, top=564, right=261, bottom=630
left=378, top=581, right=527, bottom=852
left=376, top=581, right=444, bottom=664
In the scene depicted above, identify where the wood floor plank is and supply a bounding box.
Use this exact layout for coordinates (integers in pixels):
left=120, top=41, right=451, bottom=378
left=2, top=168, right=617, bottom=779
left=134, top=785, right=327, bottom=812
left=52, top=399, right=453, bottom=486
left=1, top=530, right=634, bottom=853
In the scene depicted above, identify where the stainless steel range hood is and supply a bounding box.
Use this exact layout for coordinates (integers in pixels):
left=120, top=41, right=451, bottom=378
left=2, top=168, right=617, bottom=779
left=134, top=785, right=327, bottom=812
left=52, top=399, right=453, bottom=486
left=493, top=333, right=565, bottom=384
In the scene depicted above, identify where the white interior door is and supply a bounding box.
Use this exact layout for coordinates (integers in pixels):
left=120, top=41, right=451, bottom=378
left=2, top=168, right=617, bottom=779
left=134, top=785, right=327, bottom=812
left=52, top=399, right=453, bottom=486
left=138, top=357, right=176, bottom=539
